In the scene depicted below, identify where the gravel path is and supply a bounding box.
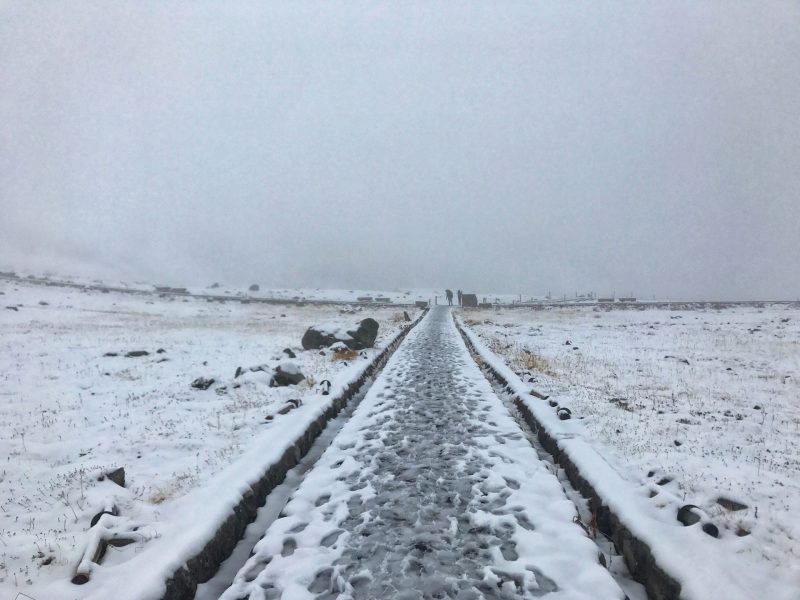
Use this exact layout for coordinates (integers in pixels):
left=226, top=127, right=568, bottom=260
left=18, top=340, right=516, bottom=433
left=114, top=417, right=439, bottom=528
left=220, top=307, right=624, bottom=600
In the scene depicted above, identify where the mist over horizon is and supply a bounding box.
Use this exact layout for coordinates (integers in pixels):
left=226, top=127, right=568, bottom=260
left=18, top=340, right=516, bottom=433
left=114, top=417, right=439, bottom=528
left=2, top=1, right=799, bottom=301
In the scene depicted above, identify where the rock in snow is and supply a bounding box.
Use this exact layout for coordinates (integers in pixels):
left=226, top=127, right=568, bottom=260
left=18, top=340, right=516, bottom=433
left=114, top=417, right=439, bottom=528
left=191, top=377, right=216, bottom=390
left=106, top=467, right=126, bottom=488
left=677, top=504, right=703, bottom=526
left=348, top=317, right=379, bottom=348
left=269, top=362, right=305, bottom=387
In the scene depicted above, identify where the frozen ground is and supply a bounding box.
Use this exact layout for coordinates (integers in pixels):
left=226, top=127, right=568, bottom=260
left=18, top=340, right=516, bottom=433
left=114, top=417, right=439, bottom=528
left=464, top=304, right=800, bottom=588
left=221, top=307, right=624, bottom=600
left=0, top=279, right=415, bottom=598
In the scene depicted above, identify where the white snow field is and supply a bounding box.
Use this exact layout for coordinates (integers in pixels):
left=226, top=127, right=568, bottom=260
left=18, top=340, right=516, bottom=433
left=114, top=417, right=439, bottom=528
left=221, top=307, right=625, bottom=600
left=462, top=304, right=800, bottom=594
left=0, top=278, right=416, bottom=599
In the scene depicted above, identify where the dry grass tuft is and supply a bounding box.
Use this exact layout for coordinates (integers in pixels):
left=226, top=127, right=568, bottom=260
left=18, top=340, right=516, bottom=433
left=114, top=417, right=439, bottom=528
left=332, top=348, right=359, bottom=361
left=512, top=347, right=557, bottom=376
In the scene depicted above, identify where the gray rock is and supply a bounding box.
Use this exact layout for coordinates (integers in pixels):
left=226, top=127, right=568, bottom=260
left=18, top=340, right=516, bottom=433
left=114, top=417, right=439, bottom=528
left=346, top=318, right=379, bottom=349
left=677, top=504, right=702, bottom=526
left=191, top=377, right=215, bottom=390
left=301, top=326, right=342, bottom=350
left=90, top=509, right=117, bottom=527
left=249, top=284, right=260, bottom=291
left=270, top=362, right=305, bottom=387
left=106, top=467, right=126, bottom=488
left=717, top=497, right=748, bottom=512
left=126, top=350, right=149, bottom=358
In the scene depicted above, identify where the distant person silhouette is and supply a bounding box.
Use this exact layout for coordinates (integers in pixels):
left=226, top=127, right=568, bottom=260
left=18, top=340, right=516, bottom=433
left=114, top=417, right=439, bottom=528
left=457, top=290, right=463, bottom=306
left=445, top=289, right=453, bottom=306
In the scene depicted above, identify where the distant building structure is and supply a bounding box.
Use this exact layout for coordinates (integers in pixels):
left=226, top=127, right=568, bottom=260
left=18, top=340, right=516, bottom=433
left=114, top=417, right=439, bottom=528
left=461, top=293, right=478, bottom=308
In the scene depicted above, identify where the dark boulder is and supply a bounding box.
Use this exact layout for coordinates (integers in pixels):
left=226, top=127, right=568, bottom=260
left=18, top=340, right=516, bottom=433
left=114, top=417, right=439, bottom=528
left=249, top=284, right=260, bottom=291
left=282, top=348, right=297, bottom=358
left=302, top=326, right=344, bottom=350
left=90, top=510, right=116, bottom=527
left=191, top=377, right=215, bottom=390
left=270, top=362, right=305, bottom=387
left=106, top=467, right=126, bottom=488
left=126, top=350, right=149, bottom=358
left=677, top=504, right=702, bottom=526
left=347, top=318, right=379, bottom=349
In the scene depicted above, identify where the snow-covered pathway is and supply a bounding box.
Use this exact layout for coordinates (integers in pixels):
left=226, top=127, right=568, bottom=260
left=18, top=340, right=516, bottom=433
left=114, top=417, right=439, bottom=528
left=220, top=307, right=623, bottom=600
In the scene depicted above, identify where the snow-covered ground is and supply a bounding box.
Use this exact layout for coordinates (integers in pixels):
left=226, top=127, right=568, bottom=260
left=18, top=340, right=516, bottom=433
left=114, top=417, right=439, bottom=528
left=0, top=279, right=416, bottom=598
left=464, top=304, right=800, bottom=588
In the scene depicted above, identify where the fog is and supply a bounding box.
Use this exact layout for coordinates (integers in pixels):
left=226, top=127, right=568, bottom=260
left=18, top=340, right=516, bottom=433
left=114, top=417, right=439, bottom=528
left=2, top=1, right=799, bottom=300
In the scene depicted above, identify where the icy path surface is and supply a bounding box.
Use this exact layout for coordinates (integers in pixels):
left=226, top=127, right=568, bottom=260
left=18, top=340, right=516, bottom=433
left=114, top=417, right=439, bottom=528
left=221, top=308, right=623, bottom=600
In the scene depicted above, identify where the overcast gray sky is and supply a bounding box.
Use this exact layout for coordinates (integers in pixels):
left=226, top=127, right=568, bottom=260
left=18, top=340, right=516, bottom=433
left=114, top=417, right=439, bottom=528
left=1, top=1, right=799, bottom=299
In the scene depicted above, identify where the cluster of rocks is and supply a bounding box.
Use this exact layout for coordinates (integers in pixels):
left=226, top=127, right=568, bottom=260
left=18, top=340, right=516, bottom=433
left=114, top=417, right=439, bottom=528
left=104, top=348, right=167, bottom=358
left=646, top=471, right=747, bottom=538
left=190, top=318, right=380, bottom=392
left=301, top=318, right=379, bottom=351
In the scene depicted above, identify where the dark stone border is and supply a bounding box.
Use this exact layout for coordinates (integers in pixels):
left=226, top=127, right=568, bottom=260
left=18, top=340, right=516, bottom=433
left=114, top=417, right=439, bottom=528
left=455, top=319, right=683, bottom=600
left=160, top=311, right=428, bottom=600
